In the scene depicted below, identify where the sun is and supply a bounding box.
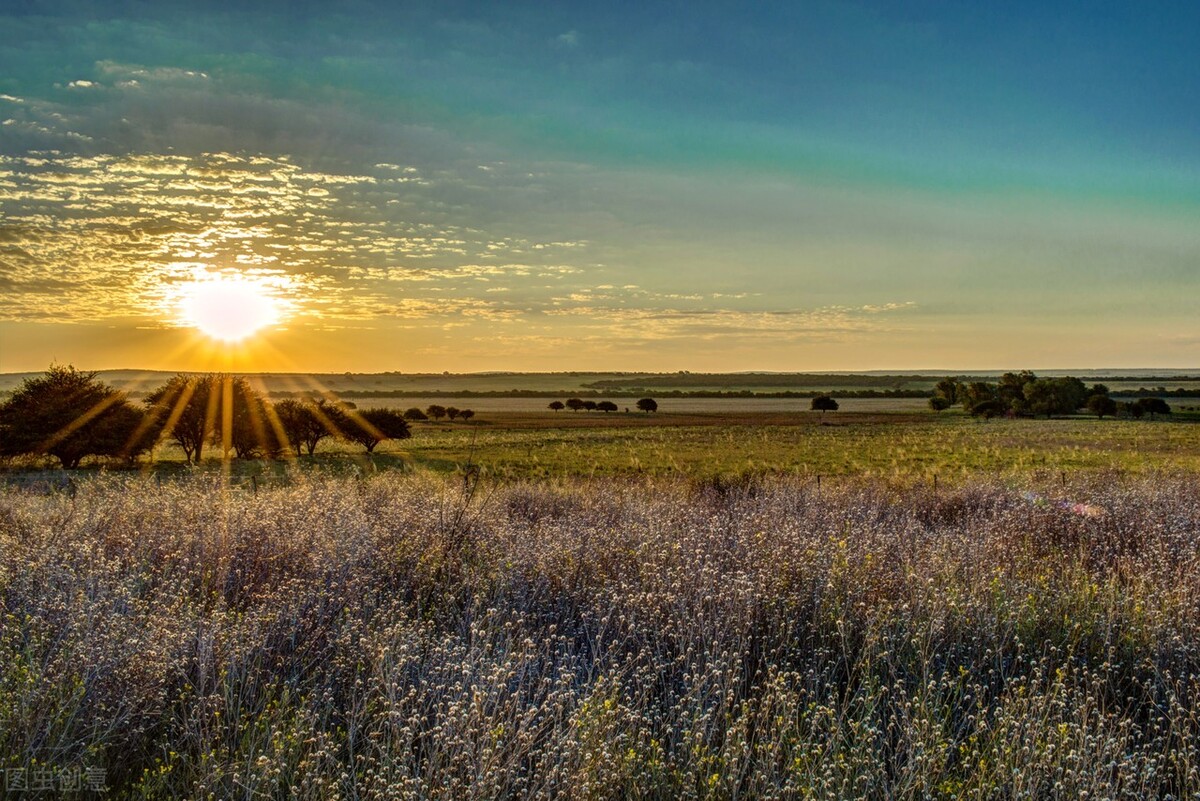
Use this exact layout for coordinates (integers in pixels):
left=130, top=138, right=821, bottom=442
left=178, top=276, right=281, bottom=342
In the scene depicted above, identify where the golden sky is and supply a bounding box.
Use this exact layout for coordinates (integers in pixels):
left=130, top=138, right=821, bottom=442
left=1, top=3, right=1198, bottom=372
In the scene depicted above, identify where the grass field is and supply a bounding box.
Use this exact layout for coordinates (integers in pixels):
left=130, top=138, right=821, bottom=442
left=3, top=471, right=1200, bottom=798
left=390, top=415, right=1200, bottom=480
left=5, top=410, right=1198, bottom=485
left=3, top=408, right=1200, bottom=798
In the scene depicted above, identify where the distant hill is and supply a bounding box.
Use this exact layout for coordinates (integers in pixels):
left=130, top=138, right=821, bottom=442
left=2, top=369, right=1198, bottom=400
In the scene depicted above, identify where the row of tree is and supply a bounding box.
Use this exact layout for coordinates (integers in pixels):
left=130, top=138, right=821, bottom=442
left=402, top=405, right=475, bottom=422
left=0, top=366, right=413, bottom=468
left=549, top=398, right=659, bottom=413
left=928, top=372, right=1172, bottom=419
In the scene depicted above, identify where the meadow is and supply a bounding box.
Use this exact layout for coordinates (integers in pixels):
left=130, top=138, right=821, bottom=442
left=390, top=414, right=1200, bottom=480
left=3, top=409, right=1200, bottom=799
left=3, top=470, right=1200, bottom=798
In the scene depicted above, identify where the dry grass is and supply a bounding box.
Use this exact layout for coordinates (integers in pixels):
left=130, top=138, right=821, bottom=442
left=3, top=471, right=1200, bottom=798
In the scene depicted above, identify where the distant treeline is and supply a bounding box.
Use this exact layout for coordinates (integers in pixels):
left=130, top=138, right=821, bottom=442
left=261, top=388, right=932, bottom=399
left=581, top=372, right=1200, bottom=391
left=582, top=374, right=937, bottom=390
left=1110, top=387, right=1200, bottom=398
left=42, top=385, right=1200, bottom=402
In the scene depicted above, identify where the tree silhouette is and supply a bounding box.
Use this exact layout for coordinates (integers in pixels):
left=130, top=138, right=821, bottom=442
left=1024, top=377, right=1087, bottom=418
left=636, top=398, right=658, bottom=413
left=1138, top=398, right=1171, bottom=419
left=960, top=382, right=996, bottom=413
left=342, top=407, right=411, bottom=452
left=459, top=409, right=475, bottom=423
left=566, top=398, right=585, bottom=412
left=596, top=401, right=618, bottom=413
left=0, top=365, right=150, bottom=468
left=273, top=398, right=347, bottom=456
left=811, top=396, right=839, bottom=415
left=548, top=401, right=564, bottom=412
left=403, top=407, right=428, bottom=421
left=144, top=374, right=221, bottom=464
left=928, top=396, right=952, bottom=413
left=426, top=404, right=447, bottom=421
left=228, top=378, right=284, bottom=459
left=446, top=406, right=461, bottom=421
left=1086, top=394, right=1118, bottom=419
left=933, top=377, right=961, bottom=405
left=582, top=400, right=597, bottom=411
left=969, top=399, right=1007, bottom=419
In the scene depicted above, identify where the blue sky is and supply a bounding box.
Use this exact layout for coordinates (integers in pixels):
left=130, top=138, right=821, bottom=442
left=1, top=0, right=1197, bottom=370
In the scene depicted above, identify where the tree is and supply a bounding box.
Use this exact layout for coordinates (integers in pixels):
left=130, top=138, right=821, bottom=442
left=933, top=377, right=961, bottom=405
left=998, top=371, right=1037, bottom=415
left=811, top=396, right=839, bottom=415
left=548, top=401, right=564, bottom=412
left=582, top=400, right=597, bottom=411
left=969, top=400, right=1008, bottom=419
left=636, top=398, right=658, bottom=413
left=403, top=407, right=428, bottom=421
left=341, top=407, right=411, bottom=453
left=566, top=398, right=585, bottom=412
left=1024, top=377, right=1087, bottom=418
left=596, top=401, right=618, bottom=413
left=1137, top=398, right=1171, bottom=419
left=1022, top=379, right=1058, bottom=418
left=960, top=382, right=996, bottom=413
left=0, top=365, right=151, bottom=468
left=446, top=406, right=461, bottom=421
left=1052, top=377, right=1088, bottom=415
left=274, top=398, right=347, bottom=456
left=144, top=374, right=220, bottom=464
left=426, top=404, right=447, bottom=421
left=459, top=409, right=475, bottom=423
left=228, top=378, right=284, bottom=459
left=928, top=396, right=952, bottom=413
left=1122, top=401, right=1145, bottom=419
left=274, top=399, right=315, bottom=457
left=1086, top=394, right=1118, bottom=419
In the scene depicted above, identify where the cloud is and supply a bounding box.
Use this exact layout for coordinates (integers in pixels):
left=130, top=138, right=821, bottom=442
left=0, top=150, right=607, bottom=328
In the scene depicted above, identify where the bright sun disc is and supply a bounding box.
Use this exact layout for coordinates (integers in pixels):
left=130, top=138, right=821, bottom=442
left=179, top=278, right=280, bottom=342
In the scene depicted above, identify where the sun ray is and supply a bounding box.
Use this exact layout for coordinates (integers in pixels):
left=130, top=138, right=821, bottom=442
left=202, top=375, right=222, bottom=463
left=148, top=380, right=197, bottom=461
left=37, top=392, right=123, bottom=456
left=241, top=375, right=281, bottom=460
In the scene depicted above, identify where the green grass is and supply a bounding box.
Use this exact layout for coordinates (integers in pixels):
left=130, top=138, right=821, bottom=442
left=5, top=414, right=1197, bottom=484
left=390, top=417, right=1200, bottom=481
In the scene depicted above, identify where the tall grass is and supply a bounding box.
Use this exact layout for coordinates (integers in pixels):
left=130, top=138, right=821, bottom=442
left=2, top=472, right=1199, bottom=798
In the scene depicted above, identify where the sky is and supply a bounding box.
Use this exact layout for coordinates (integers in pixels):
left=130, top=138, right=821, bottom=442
left=1, top=0, right=1197, bottom=373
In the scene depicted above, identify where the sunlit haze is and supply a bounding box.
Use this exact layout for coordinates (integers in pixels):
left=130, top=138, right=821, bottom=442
left=0, top=2, right=1197, bottom=372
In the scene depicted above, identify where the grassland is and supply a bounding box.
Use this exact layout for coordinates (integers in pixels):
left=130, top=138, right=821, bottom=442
left=3, top=406, right=1200, bottom=798
left=4, top=408, right=1198, bottom=486
left=391, top=414, right=1200, bottom=480
left=3, top=471, right=1200, bottom=798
